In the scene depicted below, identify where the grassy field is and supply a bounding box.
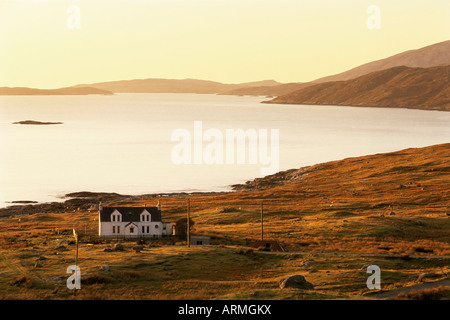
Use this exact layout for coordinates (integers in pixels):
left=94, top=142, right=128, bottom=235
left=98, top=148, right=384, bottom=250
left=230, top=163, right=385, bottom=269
left=0, top=143, right=449, bottom=300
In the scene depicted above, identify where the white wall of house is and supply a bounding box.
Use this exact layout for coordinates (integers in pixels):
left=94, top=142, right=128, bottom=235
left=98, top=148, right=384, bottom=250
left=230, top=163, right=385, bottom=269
left=99, top=209, right=171, bottom=239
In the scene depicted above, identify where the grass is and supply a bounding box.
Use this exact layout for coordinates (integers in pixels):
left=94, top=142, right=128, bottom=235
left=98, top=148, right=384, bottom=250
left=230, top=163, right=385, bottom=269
left=0, top=143, right=449, bottom=299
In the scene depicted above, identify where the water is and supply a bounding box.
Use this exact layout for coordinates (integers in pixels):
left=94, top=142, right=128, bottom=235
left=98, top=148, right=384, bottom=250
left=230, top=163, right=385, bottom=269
left=0, top=93, right=449, bottom=208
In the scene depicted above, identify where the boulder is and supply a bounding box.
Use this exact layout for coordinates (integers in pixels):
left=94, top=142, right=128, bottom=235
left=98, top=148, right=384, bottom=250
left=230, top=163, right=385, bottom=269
left=133, top=245, right=144, bottom=252
left=279, top=275, right=314, bottom=290
left=113, top=243, right=124, bottom=251
left=100, top=265, right=110, bottom=272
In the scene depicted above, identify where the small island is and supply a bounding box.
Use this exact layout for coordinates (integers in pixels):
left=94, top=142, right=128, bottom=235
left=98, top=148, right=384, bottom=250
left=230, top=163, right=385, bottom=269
left=13, top=120, right=63, bottom=125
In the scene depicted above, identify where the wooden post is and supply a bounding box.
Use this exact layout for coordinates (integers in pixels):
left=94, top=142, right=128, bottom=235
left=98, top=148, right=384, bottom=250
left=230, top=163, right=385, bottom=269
left=73, top=228, right=79, bottom=296
left=261, top=201, right=265, bottom=241
left=187, top=198, right=191, bottom=248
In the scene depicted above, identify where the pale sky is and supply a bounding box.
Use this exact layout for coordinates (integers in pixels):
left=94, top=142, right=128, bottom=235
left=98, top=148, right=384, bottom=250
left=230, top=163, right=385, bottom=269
left=0, top=0, right=449, bottom=88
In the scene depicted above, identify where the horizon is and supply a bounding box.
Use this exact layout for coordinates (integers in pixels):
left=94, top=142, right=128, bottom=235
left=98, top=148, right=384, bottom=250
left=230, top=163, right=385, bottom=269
left=0, top=0, right=449, bottom=89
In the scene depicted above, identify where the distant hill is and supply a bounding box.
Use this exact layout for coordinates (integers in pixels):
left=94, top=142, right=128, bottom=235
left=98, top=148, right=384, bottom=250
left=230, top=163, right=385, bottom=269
left=222, top=40, right=450, bottom=97
left=265, top=65, right=450, bottom=111
left=312, top=40, right=450, bottom=84
left=73, top=79, right=281, bottom=94
left=0, top=87, right=113, bottom=95
left=219, top=82, right=310, bottom=97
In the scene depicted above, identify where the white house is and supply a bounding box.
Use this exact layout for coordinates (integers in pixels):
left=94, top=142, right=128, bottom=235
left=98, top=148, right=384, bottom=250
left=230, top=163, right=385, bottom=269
left=98, top=202, right=171, bottom=239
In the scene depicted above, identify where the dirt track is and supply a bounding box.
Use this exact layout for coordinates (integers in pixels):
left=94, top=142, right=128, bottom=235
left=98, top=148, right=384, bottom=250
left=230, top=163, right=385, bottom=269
left=370, top=278, right=450, bottom=299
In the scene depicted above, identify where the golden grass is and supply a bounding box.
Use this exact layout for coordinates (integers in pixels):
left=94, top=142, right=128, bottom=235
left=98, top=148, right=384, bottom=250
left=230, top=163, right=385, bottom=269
left=0, top=143, right=449, bottom=299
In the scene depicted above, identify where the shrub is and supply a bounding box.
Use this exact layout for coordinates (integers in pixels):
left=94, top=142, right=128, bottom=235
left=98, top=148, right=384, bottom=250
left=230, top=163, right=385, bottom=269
left=10, top=276, right=34, bottom=288
left=83, top=274, right=109, bottom=285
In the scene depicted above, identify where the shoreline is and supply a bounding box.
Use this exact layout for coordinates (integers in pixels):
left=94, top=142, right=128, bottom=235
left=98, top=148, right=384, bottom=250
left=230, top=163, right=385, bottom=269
left=1, top=142, right=448, bottom=218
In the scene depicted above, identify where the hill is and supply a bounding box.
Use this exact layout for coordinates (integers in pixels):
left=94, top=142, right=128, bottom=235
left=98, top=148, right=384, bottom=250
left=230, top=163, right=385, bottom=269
left=0, top=86, right=113, bottom=95
left=72, top=79, right=281, bottom=94
left=0, top=143, right=448, bottom=300
left=265, top=65, right=450, bottom=111
left=312, top=40, right=450, bottom=84
left=221, top=40, right=450, bottom=97
left=219, top=82, right=310, bottom=97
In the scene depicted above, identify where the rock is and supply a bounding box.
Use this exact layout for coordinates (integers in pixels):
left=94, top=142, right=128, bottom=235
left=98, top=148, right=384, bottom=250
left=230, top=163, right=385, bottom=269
left=45, top=276, right=62, bottom=282
left=113, top=243, right=124, bottom=251
left=133, top=245, right=143, bottom=252
left=300, top=260, right=310, bottom=266
left=279, top=275, right=314, bottom=290
left=389, top=211, right=395, bottom=216
left=55, top=245, right=68, bottom=251
left=34, top=262, right=43, bottom=268
left=103, top=247, right=112, bottom=252
left=308, top=269, right=318, bottom=273
left=100, top=265, right=110, bottom=272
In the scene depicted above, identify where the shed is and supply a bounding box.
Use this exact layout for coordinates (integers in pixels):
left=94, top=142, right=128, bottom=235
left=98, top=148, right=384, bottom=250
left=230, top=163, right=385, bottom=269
left=190, top=235, right=210, bottom=246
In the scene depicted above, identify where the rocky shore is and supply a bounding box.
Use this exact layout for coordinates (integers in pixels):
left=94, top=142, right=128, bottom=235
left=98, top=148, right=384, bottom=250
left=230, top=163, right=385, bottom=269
left=0, top=190, right=230, bottom=218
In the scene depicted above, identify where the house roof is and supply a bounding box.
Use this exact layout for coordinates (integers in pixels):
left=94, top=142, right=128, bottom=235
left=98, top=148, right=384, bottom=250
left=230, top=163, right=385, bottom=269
left=100, top=206, right=161, bottom=222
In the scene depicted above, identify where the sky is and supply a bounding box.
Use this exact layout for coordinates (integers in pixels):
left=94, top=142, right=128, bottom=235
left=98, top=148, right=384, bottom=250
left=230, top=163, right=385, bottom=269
left=0, top=0, right=449, bottom=88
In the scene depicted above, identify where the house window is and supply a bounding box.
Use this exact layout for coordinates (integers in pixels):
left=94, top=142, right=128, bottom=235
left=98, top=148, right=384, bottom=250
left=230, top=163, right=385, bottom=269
left=147, top=215, right=150, bottom=222
left=197, top=241, right=202, bottom=245
left=112, top=215, right=115, bottom=222
left=117, top=226, right=120, bottom=233
left=142, top=226, right=145, bottom=233
left=130, top=227, right=134, bottom=233
left=147, top=226, right=149, bottom=233
left=155, top=225, right=159, bottom=229
left=163, top=224, right=166, bottom=230
left=112, top=226, right=116, bottom=233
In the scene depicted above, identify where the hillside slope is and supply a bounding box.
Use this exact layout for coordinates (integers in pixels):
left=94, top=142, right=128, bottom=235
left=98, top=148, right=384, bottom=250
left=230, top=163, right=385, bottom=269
left=313, top=40, right=450, bottom=83
left=222, top=40, right=450, bottom=97
left=265, top=65, right=450, bottom=111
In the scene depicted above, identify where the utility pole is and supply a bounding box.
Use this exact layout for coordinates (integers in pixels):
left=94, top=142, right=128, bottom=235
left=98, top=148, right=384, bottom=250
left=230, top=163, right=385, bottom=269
left=187, top=198, right=190, bottom=248
left=261, top=201, right=264, bottom=241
